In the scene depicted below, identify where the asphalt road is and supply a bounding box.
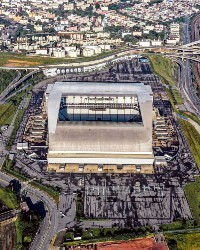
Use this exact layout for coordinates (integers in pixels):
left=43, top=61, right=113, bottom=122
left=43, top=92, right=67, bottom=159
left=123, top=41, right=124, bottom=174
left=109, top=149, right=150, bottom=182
left=0, top=171, right=59, bottom=250
left=178, top=59, right=200, bottom=116
left=171, top=17, right=200, bottom=117
left=0, top=70, right=40, bottom=102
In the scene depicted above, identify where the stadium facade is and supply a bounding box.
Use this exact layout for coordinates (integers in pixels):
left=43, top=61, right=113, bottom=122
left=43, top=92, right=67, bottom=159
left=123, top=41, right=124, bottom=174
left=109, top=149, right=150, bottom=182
left=46, top=81, right=154, bottom=173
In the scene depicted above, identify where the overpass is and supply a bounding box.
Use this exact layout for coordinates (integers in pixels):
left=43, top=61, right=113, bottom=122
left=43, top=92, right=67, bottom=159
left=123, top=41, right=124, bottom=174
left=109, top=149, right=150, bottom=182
left=182, top=39, right=200, bottom=47
left=1, top=43, right=200, bottom=103
left=0, top=70, right=40, bottom=102
left=167, top=54, right=200, bottom=64
left=0, top=43, right=199, bottom=71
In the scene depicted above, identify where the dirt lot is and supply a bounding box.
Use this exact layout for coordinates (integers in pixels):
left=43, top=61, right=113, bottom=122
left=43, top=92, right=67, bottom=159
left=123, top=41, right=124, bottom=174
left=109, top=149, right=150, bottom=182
left=0, top=219, right=16, bottom=250
left=97, top=238, right=167, bottom=250
left=70, top=238, right=168, bottom=250
left=4, top=59, right=40, bottom=67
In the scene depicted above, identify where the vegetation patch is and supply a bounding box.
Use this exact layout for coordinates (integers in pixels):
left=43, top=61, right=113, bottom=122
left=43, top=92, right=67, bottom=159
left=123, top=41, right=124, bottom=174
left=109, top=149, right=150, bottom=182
left=185, top=177, right=200, bottom=225
left=148, top=54, right=177, bottom=86
left=63, top=226, right=153, bottom=246
left=0, top=50, right=123, bottom=67
left=31, top=181, right=60, bottom=204
left=0, top=70, right=17, bottom=94
left=179, top=119, right=200, bottom=170
left=0, top=186, right=19, bottom=209
left=165, top=231, right=200, bottom=250
left=178, top=111, right=200, bottom=126
left=15, top=212, right=43, bottom=250
left=2, top=157, right=60, bottom=204
left=148, top=54, right=183, bottom=106
left=160, top=220, right=196, bottom=231
left=0, top=103, right=17, bottom=127
left=172, top=89, right=184, bottom=105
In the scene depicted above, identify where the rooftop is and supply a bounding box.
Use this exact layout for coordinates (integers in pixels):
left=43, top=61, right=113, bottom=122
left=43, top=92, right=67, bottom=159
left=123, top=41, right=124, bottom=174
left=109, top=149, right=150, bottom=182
left=47, top=81, right=153, bottom=133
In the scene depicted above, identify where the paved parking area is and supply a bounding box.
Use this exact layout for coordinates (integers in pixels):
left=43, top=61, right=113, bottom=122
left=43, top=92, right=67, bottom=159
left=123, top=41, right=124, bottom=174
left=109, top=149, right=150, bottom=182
left=83, top=176, right=192, bottom=227
left=58, top=193, right=76, bottom=230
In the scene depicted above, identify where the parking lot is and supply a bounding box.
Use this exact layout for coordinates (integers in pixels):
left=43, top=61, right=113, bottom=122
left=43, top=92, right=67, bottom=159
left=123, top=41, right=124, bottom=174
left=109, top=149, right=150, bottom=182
left=81, top=174, right=192, bottom=227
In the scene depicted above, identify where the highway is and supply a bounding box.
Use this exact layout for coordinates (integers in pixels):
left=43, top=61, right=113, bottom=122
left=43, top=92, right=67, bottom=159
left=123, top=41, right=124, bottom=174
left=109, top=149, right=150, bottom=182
left=174, top=58, right=200, bottom=117
left=167, top=15, right=200, bottom=117
left=0, top=169, right=59, bottom=250
left=0, top=48, right=151, bottom=70
left=0, top=89, right=59, bottom=250
left=0, top=45, right=195, bottom=71
left=1, top=43, right=200, bottom=104
left=0, top=70, right=40, bottom=102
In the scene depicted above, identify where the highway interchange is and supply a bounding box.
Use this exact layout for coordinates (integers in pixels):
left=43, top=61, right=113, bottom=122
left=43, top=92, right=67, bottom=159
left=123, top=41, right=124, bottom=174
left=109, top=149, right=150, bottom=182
left=168, top=15, right=200, bottom=118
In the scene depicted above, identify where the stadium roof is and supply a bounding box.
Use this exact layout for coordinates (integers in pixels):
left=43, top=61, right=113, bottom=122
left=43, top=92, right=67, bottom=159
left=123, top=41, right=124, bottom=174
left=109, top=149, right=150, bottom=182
left=47, top=82, right=153, bottom=134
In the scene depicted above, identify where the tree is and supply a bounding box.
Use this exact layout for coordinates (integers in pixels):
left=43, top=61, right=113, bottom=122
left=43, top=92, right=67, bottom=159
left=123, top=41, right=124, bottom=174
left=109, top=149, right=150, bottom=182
left=24, top=236, right=32, bottom=243
left=167, top=239, right=178, bottom=250
left=108, top=4, right=119, bottom=10
left=123, top=35, right=138, bottom=44
left=95, top=3, right=100, bottom=9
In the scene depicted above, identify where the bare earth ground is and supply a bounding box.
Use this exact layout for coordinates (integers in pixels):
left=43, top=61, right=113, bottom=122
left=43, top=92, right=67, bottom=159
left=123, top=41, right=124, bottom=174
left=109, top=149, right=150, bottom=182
left=4, top=59, right=40, bottom=67
left=0, top=220, right=16, bottom=250
left=72, top=238, right=168, bottom=250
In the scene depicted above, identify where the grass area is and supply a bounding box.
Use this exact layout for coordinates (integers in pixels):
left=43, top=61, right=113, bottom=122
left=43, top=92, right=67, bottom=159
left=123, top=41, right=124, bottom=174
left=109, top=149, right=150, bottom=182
left=31, top=181, right=60, bottom=204
left=15, top=212, right=43, bottom=250
left=2, top=157, right=60, bottom=204
left=6, top=108, right=26, bottom=151
left=0, top=70, right=17, bottom=94
left=178, top=111, right=200, bottom=126
left=160, top=220, right=196, bottom=231
left=0, top=103, right=17, bottom=127
left=179, top=119, right=200, bottom=170
left=175, top=119, right=200, bottom=227
left=0, top=70, right=40, bottom=128
left=185, top=177, right=200, bottom=225
left=148, top=54, right=183, bottom=106
left=6, top=109, right=25, bottom=150
left=172, top=89, right=184, bottom=105
left=15, top=218, right=25, bottom=249
left=0, top=50, right=123, bottom=67
left=63, top=227, right=153, bottom=246
left=165, top=231, right=200, bottom=250
left=0, top=186, right=19, bottom=209
left=148, top=54, right=177, bottom=86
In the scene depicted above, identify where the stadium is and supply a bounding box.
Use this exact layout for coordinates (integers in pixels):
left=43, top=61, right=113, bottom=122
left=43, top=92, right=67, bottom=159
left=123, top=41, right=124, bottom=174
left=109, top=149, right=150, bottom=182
left=45, top=81, right=154, bottom=173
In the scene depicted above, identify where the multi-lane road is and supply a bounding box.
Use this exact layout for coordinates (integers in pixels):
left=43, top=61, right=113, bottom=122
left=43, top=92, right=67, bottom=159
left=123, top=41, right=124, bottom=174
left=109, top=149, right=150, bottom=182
left=168, top=15, right=200, bottom=118
left=0, top=168, right=59, bottom=250
left=0, top=69, right=40, bottom=102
